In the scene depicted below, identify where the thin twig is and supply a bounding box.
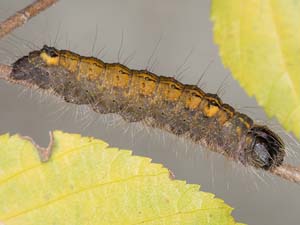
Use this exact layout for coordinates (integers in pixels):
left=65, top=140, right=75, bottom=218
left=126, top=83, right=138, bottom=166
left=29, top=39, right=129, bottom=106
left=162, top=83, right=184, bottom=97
left=0, top=0, right=58, bottom=39
left=271, top=164, right=300, bottom=183
left=1, top=64, right=300, bottom=184
left=0, top=64, right=12, bottom=81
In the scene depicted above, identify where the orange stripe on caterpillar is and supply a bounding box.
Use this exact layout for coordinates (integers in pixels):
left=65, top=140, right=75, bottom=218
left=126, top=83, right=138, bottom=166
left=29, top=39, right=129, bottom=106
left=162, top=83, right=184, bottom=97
left=10, top=45, right=285, bottom=170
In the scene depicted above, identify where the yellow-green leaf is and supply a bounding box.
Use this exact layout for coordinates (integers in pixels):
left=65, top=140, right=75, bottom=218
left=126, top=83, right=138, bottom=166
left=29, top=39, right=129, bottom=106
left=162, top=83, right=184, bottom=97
left=0, top=131, right=244, bottom=225
left=211, top=0, right=300, bottom=138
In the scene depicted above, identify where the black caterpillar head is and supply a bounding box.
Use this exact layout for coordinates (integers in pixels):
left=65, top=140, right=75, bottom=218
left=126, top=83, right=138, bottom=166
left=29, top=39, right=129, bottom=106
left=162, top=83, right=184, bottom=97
left=246, top=125, right=285, bottom=170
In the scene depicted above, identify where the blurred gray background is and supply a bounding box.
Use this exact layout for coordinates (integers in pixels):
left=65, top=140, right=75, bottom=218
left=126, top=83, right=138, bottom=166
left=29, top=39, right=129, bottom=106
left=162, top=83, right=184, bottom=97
left=0, top=1, right=300, bottom=224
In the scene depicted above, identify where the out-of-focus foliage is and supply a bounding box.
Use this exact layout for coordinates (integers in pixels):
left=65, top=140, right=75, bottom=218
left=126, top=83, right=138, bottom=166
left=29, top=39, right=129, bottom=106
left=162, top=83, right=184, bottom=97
left=212, top=0, right=300, bottom=138
left=0, top=131, right=244, bottom=225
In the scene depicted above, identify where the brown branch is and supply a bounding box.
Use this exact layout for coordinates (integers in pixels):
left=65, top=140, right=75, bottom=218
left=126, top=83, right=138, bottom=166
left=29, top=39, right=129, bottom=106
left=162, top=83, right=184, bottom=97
left=0, top=64, right=12, bottom=81
left=0, top=0, right=58, bottom=39
left=271, top=164, right=300, bottom=183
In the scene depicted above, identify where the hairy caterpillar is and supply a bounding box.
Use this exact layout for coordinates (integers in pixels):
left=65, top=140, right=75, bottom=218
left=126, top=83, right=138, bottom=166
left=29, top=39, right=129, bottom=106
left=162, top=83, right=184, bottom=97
left=9, top=45, right=285, bottom=170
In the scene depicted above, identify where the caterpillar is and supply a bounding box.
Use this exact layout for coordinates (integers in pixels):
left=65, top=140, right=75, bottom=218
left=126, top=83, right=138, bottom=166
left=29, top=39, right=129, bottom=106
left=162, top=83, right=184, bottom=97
left=9, top=45, right=285, bottom=170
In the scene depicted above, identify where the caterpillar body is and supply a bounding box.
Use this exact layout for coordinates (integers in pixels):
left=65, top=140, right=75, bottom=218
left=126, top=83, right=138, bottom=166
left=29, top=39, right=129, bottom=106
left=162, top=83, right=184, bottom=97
left=10, top=45, right=285, bottom=170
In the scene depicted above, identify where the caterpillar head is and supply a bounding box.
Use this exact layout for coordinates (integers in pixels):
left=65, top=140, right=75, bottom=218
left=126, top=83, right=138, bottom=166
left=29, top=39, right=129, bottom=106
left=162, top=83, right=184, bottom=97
left=246, top=125, right=285, bottom=170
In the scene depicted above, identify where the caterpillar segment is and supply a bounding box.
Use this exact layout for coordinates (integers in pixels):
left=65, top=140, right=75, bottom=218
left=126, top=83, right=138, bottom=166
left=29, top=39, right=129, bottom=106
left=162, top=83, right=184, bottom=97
left=10, top=45, right=285, bottom=170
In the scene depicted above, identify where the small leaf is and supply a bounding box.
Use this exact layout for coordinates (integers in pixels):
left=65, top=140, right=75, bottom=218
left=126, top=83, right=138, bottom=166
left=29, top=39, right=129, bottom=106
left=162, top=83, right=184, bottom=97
left=0, top=131, right=244, bottom=225
left=211, top=0, right=300, bottom=138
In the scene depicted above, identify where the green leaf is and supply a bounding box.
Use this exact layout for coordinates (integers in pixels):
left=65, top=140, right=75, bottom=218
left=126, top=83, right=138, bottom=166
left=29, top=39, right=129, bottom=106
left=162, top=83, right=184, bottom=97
left=211, top=0, right=300, bottom=138
left=0, top=131, right=244, bottom=225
